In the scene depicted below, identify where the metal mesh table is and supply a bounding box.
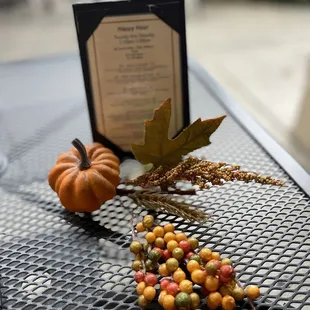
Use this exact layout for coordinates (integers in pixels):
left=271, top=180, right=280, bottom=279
left=0, top=55, right=309, bottom=310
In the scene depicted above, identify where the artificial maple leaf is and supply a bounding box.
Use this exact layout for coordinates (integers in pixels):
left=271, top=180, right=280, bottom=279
left=132, top=98, right=226, bottom=167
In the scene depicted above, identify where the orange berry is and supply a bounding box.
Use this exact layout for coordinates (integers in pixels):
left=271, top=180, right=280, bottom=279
left=164, top=223, right=175, bottom=233
left=143, top=286, right=156, bottom=301
left=222, top=295, right=236, bottom=310
left=179, top=280, right=193, bottom=294
left=145, top=232, right=156, bottom=244
left=167, top=240, right=179, bottom=252
left=159, top=263, right=170, bottom=277
left=173, top=270, right=186, bottom=283
left=207, top=292, right=222, bottom=310
left=199, top=248, right=212, bottom=261
left=191, top=269, right=206, bottom=285
left=159, top=290, right=167, bottom=306
left=211, top=252, right=221, bottom=261
left=163, top=294, right=176, bottom=310
left=136, top=281, right=146, bottom=295
left=205, top=276, right=220, bottom=292
left=175, top=232, right=187, bottom=243
left=187, top=260, right=200, bottom=273
left=153, top=226, right=165, bottom=238
left=164, top=232, right=176, bottom=243
left=246, top=285, right=260, bottom=300
left=136, top=222, right=145, bottom=232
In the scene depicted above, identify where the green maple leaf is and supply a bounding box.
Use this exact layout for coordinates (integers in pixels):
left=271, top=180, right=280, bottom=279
left=132, top=98, right=226, bottom=167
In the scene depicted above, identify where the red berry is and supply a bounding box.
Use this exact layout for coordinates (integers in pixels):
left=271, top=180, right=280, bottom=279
left=210, top=259, right=221, bottom=270
left=185, top=252, right=194, bottom=260
left=144, top=273, right=158, bottom=287
left=163, top=249, right=172, bottom=260
left=166, top=282, right=179, bottom=296
left=154, top=247, right=163, bottom=258
left=160, top=278, right=171, bottom=291
left=219, top=273, right=231, bottom=284
left=220, top=265, right=234, bottom=278
left=135, top=271, right=145, bottom=283
left=179, top=240, right=191, bottom=254
left=201, top=286, right=209, bottom=296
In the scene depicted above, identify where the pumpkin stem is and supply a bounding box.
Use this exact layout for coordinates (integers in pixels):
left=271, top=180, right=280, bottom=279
left=72, top=138, right=91, bottom=170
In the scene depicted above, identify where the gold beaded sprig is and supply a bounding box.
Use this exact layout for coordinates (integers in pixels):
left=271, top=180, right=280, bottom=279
left=127, top=157, right=284, bottom=192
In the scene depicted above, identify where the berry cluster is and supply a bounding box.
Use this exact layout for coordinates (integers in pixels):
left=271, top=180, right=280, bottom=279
left=130, top=215, right=260, bottom=309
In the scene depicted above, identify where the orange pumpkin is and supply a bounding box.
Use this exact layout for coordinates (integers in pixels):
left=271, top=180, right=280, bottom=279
left=48, top=138, right=120, bottom=212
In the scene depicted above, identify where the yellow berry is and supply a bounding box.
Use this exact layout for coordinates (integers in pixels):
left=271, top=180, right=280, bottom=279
left=163, top=294, right=176, bottom=310
left=179, top=280, right=193, bottom=294
left=136, top=222, right=145, bottom=232
left=143, top=215, right=154, bottom=228
left=221, top=258, right=233, bottom=266
left=175, top=232, right=187, bottom=242
left=153, top=226, right=165, bottom=238
left=159, top=290, right=167, bottom=306
left=154, top=237, right=165, bottom=249
left=173, top=270, right=186, bottom=283
left=246, top=285, right=260, bottom=300
left=145, top=232, right=156, bottom=244
left=190, top=292, right=200, bottom=308
left=167, top=240, right=179, bottom=252
left=191, top=269, right=206, bottom=285
left=159, top=263, right=170, bottom=277
left=186, top=260, right=200, bottom=273
left=219, top=285, right=232, bottom=297
left=222, top=295, right=236, bottom=310
left=138, top=295, right=149, bottom=308
left=207, top=292, right=222, bottom=310
left=143, top=286, right=156, bottom=301
left=187, top=237, right=199, bottom=250
left=166, top=258, right=179, bottom=273
left=164, top=232, right=176, bottom=243
left=136, top=281, right=146, bottom=295
left=132, top=260, right=142, bottom=271
left=164, top=223, right=175, bottom=233
left=211, top=252, right=221, bottom=261
left=231, top=286, right=245, bottom=301
left=130, top=241, right=142, bottom=254
left=199, top=248, right=212, bottom=261
left=205, top=276, right=220, bottom=292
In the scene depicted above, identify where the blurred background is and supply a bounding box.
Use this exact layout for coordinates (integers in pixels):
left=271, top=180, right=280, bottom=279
left=0, top=0, right=309, bottom=173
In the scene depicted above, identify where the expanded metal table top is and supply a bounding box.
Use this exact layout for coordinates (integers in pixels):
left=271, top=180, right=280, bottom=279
left=0, top=55, right=309, bottom=310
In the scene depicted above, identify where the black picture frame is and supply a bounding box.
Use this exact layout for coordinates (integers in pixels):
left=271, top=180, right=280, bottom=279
left=73, top=0, right=190, bottom=161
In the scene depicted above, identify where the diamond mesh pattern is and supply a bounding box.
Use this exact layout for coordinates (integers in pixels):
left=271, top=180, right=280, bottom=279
left=0, top=58, right=309, bottom=310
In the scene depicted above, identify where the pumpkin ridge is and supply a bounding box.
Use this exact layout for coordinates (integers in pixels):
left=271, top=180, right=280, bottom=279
left=55, top=167, right=78, bottom=194
left=90, top=147, right=113, bottom=160
left=91, top=160, right=120, bottom=173
left=58, top=170, right=80, bottom=212
left=88, top=170, right=117, bottom=202
left=48, top=164, right=76, bottom=191
left=91, top=164, right=120, bottom=186
left=56, top=152, right=79, bottom=164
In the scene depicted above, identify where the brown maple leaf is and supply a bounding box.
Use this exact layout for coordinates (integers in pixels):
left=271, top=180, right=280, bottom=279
left=131, top=98, right=226, bottom=167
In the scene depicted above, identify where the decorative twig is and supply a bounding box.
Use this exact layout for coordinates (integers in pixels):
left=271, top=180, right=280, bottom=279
left=116, top=187, right=196, bottom=196
left=128, top=192, right=208, bottom=223
left=127, top=157, right=284, bottom=191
